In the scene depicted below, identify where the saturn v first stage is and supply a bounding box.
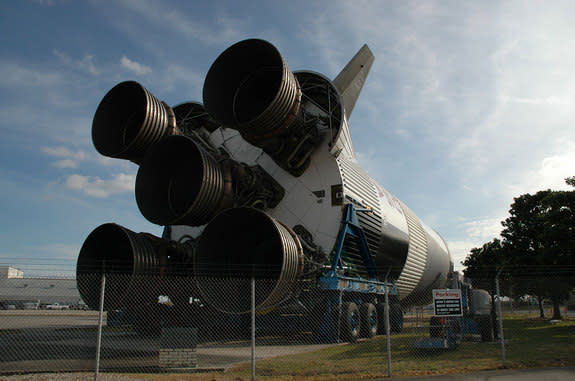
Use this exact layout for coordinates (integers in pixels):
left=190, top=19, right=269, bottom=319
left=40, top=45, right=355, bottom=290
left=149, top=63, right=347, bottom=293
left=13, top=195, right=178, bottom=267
left=76, top=39, right=452, bottom=338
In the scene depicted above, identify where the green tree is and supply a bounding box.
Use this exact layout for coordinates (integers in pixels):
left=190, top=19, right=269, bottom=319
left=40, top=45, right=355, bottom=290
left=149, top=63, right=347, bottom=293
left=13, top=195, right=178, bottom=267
left=463, top=239, right=514, bottom=318
left=463, top=238, right=507, bottom=295
left=501, top=190, right=575, bottom=320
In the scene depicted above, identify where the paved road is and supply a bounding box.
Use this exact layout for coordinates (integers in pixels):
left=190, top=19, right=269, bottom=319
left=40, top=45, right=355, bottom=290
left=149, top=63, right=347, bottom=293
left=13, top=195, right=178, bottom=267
left=0, top=310, right=104, bottom=329
left=0, top=311, right=334, bottom=373
left=0, top=328, right=334, bottom=373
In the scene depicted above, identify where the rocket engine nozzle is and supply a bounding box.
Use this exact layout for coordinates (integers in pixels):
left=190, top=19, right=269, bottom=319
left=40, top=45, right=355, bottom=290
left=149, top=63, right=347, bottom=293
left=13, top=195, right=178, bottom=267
left=135, top=135, right=232, bottom=227
left=76, top=223, right=192, bottom=310
left=92, top=81, right=178, bottom=163
left=135, top=135, right=284, bottom=227
left=203, top=39, right=302, bottom=146
left=195, top=207, right=304, bottom=314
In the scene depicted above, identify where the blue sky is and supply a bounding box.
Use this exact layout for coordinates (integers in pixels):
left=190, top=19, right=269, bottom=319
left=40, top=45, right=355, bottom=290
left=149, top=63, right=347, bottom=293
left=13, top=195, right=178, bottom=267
left=1, top=0, right=574, bottom=277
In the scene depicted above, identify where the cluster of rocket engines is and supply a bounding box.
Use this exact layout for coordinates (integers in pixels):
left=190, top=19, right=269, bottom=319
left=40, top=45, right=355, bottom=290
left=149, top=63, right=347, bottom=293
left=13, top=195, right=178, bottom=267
left=76, top=39, right=453, bottom=316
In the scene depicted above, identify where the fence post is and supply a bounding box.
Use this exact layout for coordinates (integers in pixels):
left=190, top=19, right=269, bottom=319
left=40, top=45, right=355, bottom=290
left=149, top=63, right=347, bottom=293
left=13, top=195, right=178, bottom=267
left=251, top=276, right=256, bottom=381
left=495, top=268, right=506, bottom=368
left=384, top=267, right=392, bottom=378
left=94, top=271, right=106, bottom=381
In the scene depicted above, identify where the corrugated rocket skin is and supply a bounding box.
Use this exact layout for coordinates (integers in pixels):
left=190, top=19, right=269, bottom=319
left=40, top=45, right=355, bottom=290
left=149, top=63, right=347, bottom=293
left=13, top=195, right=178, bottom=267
left=336, top=157, right=451, bottom=304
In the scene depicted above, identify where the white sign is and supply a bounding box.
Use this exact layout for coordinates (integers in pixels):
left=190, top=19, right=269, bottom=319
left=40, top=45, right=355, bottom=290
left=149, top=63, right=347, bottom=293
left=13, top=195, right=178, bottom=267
left=433, top=289, right=463, bottom=316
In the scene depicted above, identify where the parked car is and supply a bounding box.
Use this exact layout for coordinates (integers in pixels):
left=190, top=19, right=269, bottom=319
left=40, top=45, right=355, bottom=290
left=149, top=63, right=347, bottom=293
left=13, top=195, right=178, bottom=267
left=46, top=303, right=70, bottom=310
left=22, top=302, right=40, bottom=310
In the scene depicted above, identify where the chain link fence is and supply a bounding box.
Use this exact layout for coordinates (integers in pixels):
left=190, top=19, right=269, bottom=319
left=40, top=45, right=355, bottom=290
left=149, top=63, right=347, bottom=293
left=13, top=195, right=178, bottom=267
left=1, top=274, right=574, bottom=380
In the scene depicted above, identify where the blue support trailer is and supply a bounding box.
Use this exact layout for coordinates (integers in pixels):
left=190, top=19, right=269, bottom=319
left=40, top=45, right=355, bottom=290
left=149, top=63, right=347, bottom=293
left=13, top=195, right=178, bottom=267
left=313, top=204, right=402, bottom=343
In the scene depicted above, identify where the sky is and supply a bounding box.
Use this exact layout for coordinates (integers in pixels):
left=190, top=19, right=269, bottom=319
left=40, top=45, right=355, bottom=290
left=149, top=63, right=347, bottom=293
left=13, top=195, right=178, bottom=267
left=1, top=0, right=574, bottom=278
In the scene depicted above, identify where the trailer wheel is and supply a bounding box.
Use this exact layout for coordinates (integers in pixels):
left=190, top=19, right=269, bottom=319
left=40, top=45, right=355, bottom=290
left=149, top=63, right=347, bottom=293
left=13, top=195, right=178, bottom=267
left=341, top=302, right=360, bottom=342
left=360, top=303, right=378, bottom=338
left=376, top=303, right=387, bottom=335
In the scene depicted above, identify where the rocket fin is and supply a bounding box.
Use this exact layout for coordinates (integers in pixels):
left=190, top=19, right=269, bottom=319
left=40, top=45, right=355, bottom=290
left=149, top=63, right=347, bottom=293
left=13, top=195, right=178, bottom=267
left=333, top=44, right=374, bottom=120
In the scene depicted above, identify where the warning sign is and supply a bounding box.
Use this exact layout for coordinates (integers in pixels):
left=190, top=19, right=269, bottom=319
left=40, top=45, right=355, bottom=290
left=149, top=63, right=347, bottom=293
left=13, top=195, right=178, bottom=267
left=433, top=289, right=462, bottom=316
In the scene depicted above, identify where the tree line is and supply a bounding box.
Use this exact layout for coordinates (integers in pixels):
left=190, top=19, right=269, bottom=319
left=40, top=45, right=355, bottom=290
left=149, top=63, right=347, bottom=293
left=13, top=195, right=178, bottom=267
left=462, top=177, right=575, bottom=320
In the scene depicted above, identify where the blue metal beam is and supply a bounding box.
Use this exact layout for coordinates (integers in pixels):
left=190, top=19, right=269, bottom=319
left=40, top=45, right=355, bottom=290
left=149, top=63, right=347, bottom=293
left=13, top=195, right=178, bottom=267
left=329, top=204, right=378, bottom=280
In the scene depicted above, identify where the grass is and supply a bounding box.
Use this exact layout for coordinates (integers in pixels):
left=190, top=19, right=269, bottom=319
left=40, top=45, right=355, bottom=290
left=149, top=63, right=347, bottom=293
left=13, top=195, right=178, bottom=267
left=124, top=314, right=575, bottom=381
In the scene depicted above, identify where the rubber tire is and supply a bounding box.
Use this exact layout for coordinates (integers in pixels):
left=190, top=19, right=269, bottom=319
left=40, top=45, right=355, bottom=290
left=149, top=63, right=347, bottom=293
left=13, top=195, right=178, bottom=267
left=360, top=303, right=378, bottom=338
left=341, top=302, right=361, bottom=343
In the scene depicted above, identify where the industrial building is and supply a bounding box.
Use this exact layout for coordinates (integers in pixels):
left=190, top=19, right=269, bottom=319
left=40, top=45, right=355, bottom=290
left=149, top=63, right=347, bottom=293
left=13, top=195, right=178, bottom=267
left=0, top=266, right=82, bottom=308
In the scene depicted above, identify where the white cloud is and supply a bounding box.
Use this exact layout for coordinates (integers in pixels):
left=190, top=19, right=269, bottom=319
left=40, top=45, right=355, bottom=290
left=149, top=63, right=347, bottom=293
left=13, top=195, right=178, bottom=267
left=120, top=56, right=152, bottom=75
left=448, top=216, right=505, bottom=271
left=0, top=60, right=62, bottom=88
left=43, top=145, right=137, bottom=173
left=506, top=142, right=575, bottom=197
left=463, top=217, right=504, bottom=242
left=157, top=63, right=203, bottom=96
left=53, top=50, right=100, bottom=76
left=76, top=55, right=100, bottom=76
left=53, top=159, right=79, bottom=169
left=497, top=95, right=573, bottom=106
left=115, top=0, right=247, bottom=46
left=95, top=155, right=127, bottom=168
left=43, top=146, right=86, bottom=160
left=65, top=173, right=135, bottom=198
left=43, top=146, right=87, bottom=168
left=448, top=240, right=477, bottom=272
